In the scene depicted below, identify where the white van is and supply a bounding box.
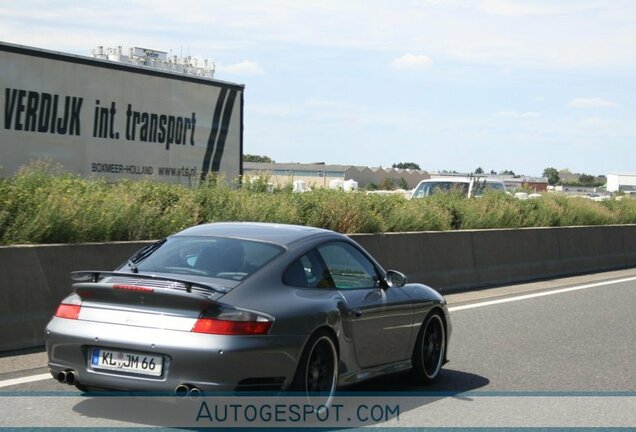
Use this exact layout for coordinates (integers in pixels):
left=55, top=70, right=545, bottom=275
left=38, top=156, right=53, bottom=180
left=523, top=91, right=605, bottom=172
left=410, top=177, right=507, bottom=199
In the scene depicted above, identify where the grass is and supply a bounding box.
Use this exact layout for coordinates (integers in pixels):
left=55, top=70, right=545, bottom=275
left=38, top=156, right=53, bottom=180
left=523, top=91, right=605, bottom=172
left=1, top=162, right=635, bottom=244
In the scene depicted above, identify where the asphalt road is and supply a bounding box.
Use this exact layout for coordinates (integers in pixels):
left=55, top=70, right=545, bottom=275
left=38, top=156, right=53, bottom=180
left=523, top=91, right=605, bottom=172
left=1, top=268, right=635, bottom=428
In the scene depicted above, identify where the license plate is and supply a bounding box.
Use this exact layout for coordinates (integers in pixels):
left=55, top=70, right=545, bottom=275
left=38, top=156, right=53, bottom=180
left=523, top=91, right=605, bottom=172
left=91, top=348, right=163, bottom=377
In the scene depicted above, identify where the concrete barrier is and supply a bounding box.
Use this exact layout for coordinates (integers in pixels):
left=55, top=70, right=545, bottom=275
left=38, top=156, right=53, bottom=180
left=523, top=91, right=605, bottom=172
left=351, top=225, right=636, bottom=292
left=0, top=241, right=150, bottom=352
left=2, top=225, right=636, bottom=352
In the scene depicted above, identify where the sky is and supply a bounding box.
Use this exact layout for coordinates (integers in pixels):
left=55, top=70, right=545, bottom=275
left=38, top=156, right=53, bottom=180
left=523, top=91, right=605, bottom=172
left=2, top=0, right=635, bottom=177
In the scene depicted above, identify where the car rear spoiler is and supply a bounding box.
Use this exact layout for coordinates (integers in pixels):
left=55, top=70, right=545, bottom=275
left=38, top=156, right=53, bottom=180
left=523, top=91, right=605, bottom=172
left=70, top=271, right=229, bottom=294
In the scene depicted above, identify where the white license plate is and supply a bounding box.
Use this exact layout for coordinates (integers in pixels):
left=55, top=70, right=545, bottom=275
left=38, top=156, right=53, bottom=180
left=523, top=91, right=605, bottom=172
left=91, top=348, right=163, bottom=377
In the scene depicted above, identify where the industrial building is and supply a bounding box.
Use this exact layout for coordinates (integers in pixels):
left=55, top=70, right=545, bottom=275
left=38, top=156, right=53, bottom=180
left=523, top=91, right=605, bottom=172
left=243, top=162, right=430, bottom=190
left=607, top=173, right=636, bottom=193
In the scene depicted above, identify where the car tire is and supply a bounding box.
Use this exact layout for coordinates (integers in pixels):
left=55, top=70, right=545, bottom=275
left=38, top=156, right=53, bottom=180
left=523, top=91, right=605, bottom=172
left=412, top=311, right=446, bottom=383
left=292, top=330, right=339, bottom=406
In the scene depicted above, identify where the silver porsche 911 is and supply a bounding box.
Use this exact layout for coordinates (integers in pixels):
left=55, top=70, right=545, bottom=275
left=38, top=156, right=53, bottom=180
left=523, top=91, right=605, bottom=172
left=46, top=222, right=451, bottom=397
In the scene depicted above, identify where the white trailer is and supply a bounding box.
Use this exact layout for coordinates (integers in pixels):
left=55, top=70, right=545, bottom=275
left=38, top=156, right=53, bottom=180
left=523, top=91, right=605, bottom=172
left=1, top=42, right=244, bottom=184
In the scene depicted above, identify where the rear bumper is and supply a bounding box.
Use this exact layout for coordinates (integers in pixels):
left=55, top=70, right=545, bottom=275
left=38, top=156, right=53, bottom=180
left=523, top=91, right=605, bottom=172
left=46, top=317, right=306, bottom=392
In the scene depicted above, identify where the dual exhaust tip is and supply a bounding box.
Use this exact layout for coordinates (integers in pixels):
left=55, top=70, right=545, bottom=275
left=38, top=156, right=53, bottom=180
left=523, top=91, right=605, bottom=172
left=174, top=384, right=202, bottom=398
left=56, top=370, right=76, bottom=385
left=56, top=370, right=201, bottom=397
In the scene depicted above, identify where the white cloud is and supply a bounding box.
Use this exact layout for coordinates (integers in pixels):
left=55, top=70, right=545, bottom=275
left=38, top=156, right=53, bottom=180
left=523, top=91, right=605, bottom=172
left=217, top=60, right=265, bottom=76
left=304, top=98, right=351, bottom=109
left=248, top=103, right=295, bottom=118
left=3, top=1, right=636, bottom=70
left=579, top=117, right=611, bottom=128
left=494, top=111, right=541, bottom=119
left=568, top=98, right=618, bottom=109
left=391, top=54, right=433, bottom=71
left=478, top=0, right=582, bottom=17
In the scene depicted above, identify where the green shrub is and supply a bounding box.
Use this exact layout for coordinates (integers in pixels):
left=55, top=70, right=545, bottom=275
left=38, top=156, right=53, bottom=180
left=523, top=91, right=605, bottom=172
left=292, top=189, right=383, bottom=233
left=366, top=194, right=452, bottom=231
left=458, top=192, right=524, bottom=229
left=2, top=163, right=636, bottom=244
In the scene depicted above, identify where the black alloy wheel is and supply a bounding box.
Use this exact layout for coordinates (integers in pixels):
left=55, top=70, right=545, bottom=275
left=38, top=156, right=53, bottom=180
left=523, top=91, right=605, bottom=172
left=413, top=311, right=446, bottom=382
left=293, top=330, right=338, bottom=407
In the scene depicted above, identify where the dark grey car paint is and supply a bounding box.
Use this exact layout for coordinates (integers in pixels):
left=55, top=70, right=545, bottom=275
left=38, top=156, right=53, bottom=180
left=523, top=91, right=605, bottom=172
left=46, top=222, right=449, bottom=392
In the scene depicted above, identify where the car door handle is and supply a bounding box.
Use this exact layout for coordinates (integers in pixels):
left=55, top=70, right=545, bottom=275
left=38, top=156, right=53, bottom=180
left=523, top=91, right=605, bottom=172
left=351, top=308, right=362, bottom=318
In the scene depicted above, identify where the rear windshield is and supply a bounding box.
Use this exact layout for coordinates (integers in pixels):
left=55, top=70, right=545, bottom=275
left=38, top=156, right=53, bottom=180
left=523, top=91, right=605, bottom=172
left=412, top=180, right=505, bottom=198
left=412, top=181, right=470, bottom=198
left=132, top=236, right=284, bottom=282
left=472, top=181, right=505, bottom=196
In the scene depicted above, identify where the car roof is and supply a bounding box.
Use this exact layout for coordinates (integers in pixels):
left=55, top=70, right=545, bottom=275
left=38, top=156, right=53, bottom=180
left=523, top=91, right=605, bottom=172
left=418, top=177, right=504, bottom=184
left=420, top=177, right=470, bottom=183
left=173, top=222, right=336, bottom=246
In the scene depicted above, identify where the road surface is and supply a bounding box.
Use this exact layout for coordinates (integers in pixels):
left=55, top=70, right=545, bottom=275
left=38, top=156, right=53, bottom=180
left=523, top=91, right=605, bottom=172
left=1, top=268, right=635, bottom=428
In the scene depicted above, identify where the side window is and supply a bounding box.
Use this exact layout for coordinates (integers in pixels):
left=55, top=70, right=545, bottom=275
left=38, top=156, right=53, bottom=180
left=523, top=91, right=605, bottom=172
left=317, top=242, right=379, bottom=290
left=412, top=183, right=430, bottom=198
left=283, top=250, right=334, bottom=289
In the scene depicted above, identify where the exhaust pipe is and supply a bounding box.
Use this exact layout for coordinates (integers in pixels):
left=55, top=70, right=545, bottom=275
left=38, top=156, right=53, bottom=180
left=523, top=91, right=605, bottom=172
left=56, top=370, right=77, bottom=385
left=174, top=384, right=190, bottom=397
left=174, top=384, right=203, bottom=398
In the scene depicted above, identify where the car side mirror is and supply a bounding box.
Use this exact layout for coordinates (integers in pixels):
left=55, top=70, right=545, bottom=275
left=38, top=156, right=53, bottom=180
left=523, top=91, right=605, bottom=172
left=385, top=270, right=407, bottom=288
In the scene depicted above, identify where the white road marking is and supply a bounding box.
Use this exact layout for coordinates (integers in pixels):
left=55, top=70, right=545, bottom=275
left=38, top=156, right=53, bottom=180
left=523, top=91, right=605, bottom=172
left=0, top=373, right=52, bottom=388
left=1, top=275, right=635, bottom=389
left=448, top=275, right=636, bottom=312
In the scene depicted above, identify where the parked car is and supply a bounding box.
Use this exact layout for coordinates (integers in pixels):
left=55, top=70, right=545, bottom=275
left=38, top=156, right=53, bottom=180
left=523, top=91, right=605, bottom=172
left=410, top=177, right=506, bottom=199
left=46, top=222, right=451, bottom=400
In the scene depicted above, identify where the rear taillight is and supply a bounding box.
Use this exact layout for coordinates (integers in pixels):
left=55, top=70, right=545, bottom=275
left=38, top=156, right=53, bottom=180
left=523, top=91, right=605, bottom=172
left=55, top=304, right=81, bottom=320
left=192, top=308, right=272, bottom=335
left=192, top=318, right=271, bottom=335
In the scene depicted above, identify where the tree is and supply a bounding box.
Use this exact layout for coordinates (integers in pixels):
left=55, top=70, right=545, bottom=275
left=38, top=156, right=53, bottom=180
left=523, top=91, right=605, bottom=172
left=398, top=177, right=408, bottom=190
left=392, top=162, right=421, bottom=170
left=474, top=167, right=484, bottom=174
left=543, top=167, right=560, bottom=186
left=578, top=174, right=596, bottom=186
left=379, top=178, right=396, bottom=190
left=489, top=170, right=497, bottom=175
left=499, top=170, right=516, bottom=176
left=365, top=183, right=379, bottom=191
left=244, top=154, right=274, bottom=163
